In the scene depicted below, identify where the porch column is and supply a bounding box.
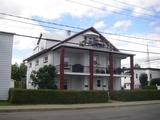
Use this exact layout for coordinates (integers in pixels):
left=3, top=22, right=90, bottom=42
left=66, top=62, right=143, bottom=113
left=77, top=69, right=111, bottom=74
left=60, top=47, right=64, bottom=90
left=108, top=52, right=113, bottom=91
left=130, top=55, right=134, bottom=90
left=89, top=50, right=93, bottom=90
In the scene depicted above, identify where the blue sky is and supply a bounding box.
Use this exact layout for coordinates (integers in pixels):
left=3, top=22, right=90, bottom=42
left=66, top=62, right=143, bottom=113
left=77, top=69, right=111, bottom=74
left=0, top=0, right=160, bottom=67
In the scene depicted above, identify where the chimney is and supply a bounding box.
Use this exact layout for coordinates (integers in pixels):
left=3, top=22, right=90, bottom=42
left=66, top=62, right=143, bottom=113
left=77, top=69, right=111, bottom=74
left=66, top=30, right=71, bottom=36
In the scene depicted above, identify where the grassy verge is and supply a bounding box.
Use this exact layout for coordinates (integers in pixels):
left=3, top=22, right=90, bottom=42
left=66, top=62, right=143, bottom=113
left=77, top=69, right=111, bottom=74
left=0, top=100, right=11, bottom=106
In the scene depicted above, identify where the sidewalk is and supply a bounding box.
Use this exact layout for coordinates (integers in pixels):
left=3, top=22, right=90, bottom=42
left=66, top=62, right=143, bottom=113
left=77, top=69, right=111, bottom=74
left=0, top=100, right=160, bottom=112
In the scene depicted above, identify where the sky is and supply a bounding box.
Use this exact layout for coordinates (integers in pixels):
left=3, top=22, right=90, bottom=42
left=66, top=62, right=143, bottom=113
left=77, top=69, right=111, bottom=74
left=0, top=0, right=160, bottom=68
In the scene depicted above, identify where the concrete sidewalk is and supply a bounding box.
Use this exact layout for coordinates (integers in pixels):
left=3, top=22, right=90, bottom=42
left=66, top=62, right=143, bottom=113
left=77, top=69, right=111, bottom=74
left=0, top=100, right=160, bottom=112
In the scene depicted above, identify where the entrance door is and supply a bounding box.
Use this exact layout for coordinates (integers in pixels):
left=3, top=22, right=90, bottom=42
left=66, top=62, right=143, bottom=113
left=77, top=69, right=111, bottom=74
left=97, top=79, right=102, bottom=90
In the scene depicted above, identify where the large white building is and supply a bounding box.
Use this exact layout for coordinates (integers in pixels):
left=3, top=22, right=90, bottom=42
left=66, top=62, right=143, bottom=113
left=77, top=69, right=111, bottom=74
left=25, top=27, right=134, bottom=91
left=123, top=68, right=160, bottom=89
left=0, top=31, right=14, bottom=100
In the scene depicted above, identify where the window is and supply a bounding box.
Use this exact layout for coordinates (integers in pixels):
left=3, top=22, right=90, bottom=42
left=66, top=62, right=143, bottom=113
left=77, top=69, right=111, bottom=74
left=29, top=62, right=32, bottom=68
left=64, top=57, right=69, bottom=67
left=35, top=59, right=39, bottom=66
left=150, top=73, right=152, bottom=79
left=94, top=55, right=99, bottom=65
left=136, top=74, right=138, bottom=79
left=97, top=80, right=101, bottom=87
left=43, top=56, right=48, bottom=63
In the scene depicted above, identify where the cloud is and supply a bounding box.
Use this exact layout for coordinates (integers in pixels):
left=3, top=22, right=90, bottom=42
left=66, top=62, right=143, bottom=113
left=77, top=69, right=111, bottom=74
left=113, top=20, right=132, bottom=31
left=93, top=21, right=106, bottom=29
left=105, top=33, right=160, bottom=68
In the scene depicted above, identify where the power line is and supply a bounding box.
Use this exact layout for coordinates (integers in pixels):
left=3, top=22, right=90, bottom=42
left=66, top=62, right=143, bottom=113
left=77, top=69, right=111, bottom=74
left=114, top=0, right=156, bottom=14
left=89, top=0, right=158, bottom=18
left=0, top=16, right=78, bottom=33
left=2, top=16, right=160, bottom=49
left=1, top=12, right=160, bottom=42
left=66, top=0, right=157, bottom=21
left=13, top=32, right=160, bottom=55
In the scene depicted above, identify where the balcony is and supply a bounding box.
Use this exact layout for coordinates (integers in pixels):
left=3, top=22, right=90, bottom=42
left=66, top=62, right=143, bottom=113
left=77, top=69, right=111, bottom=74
left=56, top=64, right=127, bottom=77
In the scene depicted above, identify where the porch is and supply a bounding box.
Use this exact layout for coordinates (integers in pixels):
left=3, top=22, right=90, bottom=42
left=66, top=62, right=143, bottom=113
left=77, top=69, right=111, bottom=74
left=56, top=75, right=121, bottom=90
left=55, top=46, right=134, bottom=91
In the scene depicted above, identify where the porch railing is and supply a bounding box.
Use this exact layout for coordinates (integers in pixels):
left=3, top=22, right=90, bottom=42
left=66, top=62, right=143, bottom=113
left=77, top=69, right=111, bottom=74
left=56, top=64, right=126, bottom=75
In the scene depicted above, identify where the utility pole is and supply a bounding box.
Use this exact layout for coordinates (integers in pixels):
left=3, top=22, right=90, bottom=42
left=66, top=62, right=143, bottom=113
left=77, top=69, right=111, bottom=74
left=147, top=44, right=150, bottom=68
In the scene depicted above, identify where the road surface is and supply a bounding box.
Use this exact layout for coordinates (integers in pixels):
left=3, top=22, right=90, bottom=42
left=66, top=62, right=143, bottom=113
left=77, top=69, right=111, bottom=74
left=0, top=104, right=160, bottom=120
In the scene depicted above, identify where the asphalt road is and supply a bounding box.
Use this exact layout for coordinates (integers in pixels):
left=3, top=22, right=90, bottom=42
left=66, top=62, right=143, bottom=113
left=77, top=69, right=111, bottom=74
left=0, top=104, right=160, bottom=120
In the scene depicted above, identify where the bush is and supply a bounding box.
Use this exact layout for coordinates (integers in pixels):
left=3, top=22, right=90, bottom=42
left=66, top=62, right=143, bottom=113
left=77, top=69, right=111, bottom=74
left=142, top=86, right=157, bottom=90
left=110, top=90, right=160, bottom=101
left=9, top=88, right=108, bottom=104
left=150, top=78, right=160, bottom=86
left=139, top=73, right=148, bottom=87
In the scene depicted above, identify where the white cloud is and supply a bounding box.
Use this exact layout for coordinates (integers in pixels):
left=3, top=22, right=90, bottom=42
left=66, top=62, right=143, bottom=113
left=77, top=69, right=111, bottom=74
left=113, top=20, right=132, bottom=31
left=12, top=58, right=22, bottom=64
left=105, top=33, right=160, bottom=68
left=93, top=21, right=106, bottom=29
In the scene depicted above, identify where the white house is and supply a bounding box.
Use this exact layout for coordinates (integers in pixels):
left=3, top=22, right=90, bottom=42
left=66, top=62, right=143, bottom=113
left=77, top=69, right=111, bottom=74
left=123, top=68, right=160, bottom=89
left=0, top=31, right=14, bottom=100
left=24, top=27, right=134, bottom=91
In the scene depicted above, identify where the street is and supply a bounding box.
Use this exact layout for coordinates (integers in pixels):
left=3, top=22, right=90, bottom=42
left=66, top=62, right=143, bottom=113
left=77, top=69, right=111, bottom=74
left=0, top=104, right=160, bottom=120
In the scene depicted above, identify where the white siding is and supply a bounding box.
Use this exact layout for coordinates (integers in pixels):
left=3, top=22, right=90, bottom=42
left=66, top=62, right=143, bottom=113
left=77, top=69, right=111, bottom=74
left=0, top=32, right=13, bottom=100
left=26, top=52, right=54, bottom=89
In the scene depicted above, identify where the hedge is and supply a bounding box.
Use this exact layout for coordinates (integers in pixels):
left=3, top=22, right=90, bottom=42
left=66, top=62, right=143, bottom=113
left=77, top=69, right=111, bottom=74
left=9, top=88, right=108, bottom=104
left=142, top=85, right=157, bottom=90
left=111, top=90, right=160, bottom=101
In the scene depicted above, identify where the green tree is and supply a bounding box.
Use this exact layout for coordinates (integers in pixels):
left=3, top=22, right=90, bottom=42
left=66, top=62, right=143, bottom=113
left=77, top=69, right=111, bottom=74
left=30, top=65, right=57, bottom=89
left=134, top=64, right=141, bottom=68
left=139, top=73, right=148, bottom=87
left=11, top=63, right=27, bottom=81
left=150, top=78, right=160, bottom=86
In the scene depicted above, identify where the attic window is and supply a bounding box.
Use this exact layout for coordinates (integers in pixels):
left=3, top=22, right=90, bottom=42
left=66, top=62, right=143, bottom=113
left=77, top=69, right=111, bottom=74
left=35, top=59, right=39, bottom=66
left=43, top=56, right=48, bottom=63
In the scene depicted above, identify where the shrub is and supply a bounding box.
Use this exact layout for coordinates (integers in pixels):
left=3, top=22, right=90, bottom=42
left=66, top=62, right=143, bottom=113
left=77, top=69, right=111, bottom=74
left=139, top=73, right=148, bottom=87
left=150, top=78, right=160, bottom=86
left=142, top=85, right=157, bottom=90
left=110, top=90, right=160, bottom=101
left=9, top=88, right=108, bottom=104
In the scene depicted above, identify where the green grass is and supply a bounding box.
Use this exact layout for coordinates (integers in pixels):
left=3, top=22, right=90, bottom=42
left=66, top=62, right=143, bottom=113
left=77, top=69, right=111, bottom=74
left=0, top=100, right=11, bottom=106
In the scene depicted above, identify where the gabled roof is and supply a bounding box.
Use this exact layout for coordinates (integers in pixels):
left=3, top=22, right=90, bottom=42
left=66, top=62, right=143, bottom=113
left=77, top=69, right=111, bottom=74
left=24, top=27, right=125, bottom=61
left=54, top=27, right=119, bottom=51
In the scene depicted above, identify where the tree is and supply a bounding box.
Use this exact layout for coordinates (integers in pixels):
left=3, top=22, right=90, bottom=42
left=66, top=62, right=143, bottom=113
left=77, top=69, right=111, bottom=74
left=11, top=63, right=27, bottom=81
left=30, top=65, right=57, bottom=89
left=11, top=63, right=20, bottom=81
left=139, top=73, right=148, bottom=87
left=134, top=64, right=141, bottom=68
left=150, top=78, right=160, bottom=86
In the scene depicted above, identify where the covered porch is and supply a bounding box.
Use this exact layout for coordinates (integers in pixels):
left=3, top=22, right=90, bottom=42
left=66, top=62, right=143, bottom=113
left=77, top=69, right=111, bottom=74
left=55, top=45, right=134, bottom=91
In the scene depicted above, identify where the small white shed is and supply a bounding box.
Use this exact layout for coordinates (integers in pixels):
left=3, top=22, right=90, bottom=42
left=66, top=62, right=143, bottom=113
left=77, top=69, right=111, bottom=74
left=0, top=31, right=14, bottom=100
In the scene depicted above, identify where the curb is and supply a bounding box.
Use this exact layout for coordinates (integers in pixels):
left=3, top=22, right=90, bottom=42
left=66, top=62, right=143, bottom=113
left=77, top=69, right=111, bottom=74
left=0, top=101, right=160, bottom=112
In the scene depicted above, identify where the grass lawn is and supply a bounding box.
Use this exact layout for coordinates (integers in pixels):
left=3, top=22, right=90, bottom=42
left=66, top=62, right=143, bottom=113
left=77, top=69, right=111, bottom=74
left=0, top=100, right=11, bottom=106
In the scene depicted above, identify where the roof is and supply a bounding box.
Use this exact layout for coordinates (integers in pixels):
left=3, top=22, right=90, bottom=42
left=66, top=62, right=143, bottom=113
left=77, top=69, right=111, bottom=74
left=124, top=68, right=160, bottom=71
left=134, top=68, right=160, bottom=71
left=24, top=27, right=133, bottom=61
left=0, top=31, right=15, bottom=35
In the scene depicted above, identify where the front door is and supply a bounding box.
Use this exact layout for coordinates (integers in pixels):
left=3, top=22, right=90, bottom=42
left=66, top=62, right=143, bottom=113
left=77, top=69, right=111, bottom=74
left=97, top=79, right=102, bottom=90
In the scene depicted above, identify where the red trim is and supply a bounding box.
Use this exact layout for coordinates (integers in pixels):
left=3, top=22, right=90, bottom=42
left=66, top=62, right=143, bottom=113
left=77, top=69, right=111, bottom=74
left=60, top=47, right=64, bottom=89
left=130, top=55, right=134, bottom=90
left=109, top=53, right=113, bottom=91
left=89, top=50, right=94, bottom=90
